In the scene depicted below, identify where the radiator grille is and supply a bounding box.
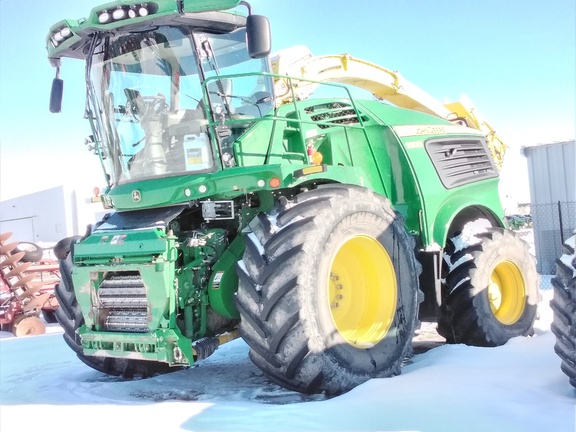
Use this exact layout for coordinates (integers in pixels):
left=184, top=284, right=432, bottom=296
left=304, top=102, right=366, bottom=129
left=425, top=138, right=498, bottom=189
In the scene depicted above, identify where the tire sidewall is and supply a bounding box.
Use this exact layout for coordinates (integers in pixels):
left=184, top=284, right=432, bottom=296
left=550, top=237, right=576, bottom=387
left=469, top=231, right=539, bottom=341
left=300, top=197, right=418, bottom=375
left=54, top=235, right=82, bottom=261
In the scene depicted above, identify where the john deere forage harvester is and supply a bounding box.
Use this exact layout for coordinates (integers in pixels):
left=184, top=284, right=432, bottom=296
left=46, top=0, right=538, bottom=394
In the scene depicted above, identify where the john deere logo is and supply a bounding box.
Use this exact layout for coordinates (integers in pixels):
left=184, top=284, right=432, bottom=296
left=132, top=190, right=141, bottom=202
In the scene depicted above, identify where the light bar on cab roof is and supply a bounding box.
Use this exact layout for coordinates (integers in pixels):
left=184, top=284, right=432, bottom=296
left=50, top=26, right=73, bottom=47
left=46, top=0, right=246, bottom=59
left=97, top=2, right=158, bottom=24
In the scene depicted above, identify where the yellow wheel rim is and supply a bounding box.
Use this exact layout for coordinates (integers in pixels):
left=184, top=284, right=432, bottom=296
left=488, top=260, right=526, bottom=325
left=328, top=235, right=397, bottom=348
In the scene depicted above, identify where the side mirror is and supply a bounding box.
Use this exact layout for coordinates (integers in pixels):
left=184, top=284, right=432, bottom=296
left=50, top=78, right=63, bottom=113
left=246, top=15, right=271, bottom=59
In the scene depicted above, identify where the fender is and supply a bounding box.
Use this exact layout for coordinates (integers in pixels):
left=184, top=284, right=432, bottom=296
left=430, top=191, right=504, bottom=248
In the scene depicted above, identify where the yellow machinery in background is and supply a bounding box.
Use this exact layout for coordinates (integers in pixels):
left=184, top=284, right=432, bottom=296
left=272, top=46, right=507, bottom=168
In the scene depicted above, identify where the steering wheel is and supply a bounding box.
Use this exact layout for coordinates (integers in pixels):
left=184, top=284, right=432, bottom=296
left=125, top=88, right=168, bottom=118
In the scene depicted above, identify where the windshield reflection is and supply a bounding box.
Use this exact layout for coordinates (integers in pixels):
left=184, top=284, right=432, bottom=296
left=88, top=26, right=273, bottom=185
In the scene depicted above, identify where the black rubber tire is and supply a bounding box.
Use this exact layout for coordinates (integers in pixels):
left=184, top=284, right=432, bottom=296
left=438, top=225, right=539, bottom=346
left=42, top=309, right=58, bottom=324
left=13, top=242, right=43, bottom=262
left=550, top=237, right=576, bottom=388
left=236, top=184, right=421, bottom=395
left=55, top=255, right=175, bottom=378
left=437, top=231, right=462, bottom=342
left=53, top=235, right=82, bottom=261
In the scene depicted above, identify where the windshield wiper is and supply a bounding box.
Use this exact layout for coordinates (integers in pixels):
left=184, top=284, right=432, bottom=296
left=195, top=34, right=233, bottom=118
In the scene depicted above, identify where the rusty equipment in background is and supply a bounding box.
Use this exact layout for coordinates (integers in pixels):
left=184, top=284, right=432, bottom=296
left=0, top=232, right=61, bottom=336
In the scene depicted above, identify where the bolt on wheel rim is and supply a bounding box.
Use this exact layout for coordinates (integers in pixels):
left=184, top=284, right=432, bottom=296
left=488, top=260, right=526, bottom=325
left=328, top=235, right=396, bottom=348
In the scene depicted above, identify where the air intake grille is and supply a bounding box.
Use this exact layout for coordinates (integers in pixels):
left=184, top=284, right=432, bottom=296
left=304, top=102, right=366, bottom=129
left=425, top=138, right=498, bottom=189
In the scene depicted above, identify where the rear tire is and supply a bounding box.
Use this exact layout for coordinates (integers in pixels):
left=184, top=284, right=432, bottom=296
left=438, top=221, right=539, bottom=346
left=550, top=236, right=576, bottom=388
left=236, top=184, right=421, bottom=394
left=55, top=255, right=175, bottom=378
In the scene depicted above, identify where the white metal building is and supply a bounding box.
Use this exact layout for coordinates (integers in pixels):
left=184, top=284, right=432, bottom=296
left=0, top=185, right=106, bottom=246
left=522, top=140, right=576, bottom=274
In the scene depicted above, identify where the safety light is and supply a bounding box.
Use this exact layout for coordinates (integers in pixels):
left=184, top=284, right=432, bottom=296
left=138, top=5, right=149, bottom=17
left=96, top=3, right=156, bottom=24
left=311, top=151, right=323, bottom=166
left=90, top=186, right=101, bottom=203
left=112, top=7, right=126, bottom=20
left=269, top=177, right=281, bottom=188
left=51, top=26, right=73, bottom=47
left=98, top=11, right=111, bottom=23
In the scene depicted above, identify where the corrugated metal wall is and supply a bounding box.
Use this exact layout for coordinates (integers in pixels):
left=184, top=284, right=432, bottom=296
left=0, top=186, right=105, bottom=244
left=522, top=140, right=575, bottom=274
left=523, top=141, right=575, bottom=203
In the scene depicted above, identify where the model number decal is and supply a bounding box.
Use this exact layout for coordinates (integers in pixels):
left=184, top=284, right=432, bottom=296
left=212, top=271, right=224, bottom=289
left=110, top=235, right=126, bottom=245
left=393, top=124, right=478, bottom=138
left=405, top=140, right=424, bottom=149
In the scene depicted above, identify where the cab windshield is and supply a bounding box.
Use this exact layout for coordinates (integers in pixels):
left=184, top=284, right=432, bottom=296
left=88, top=25, right=273, bottom=185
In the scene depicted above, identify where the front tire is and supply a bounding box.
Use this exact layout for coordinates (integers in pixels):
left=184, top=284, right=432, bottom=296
left=236, top=185, right=421, bottom=394
left=439, top=221, right=539, bottom=346
left=550, top=236, right=576, bottom=388
left=42, top=308, right=58, bottom=324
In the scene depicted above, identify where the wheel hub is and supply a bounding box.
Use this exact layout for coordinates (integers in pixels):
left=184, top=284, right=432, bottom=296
left=328, top=235, right=397, bottom=348
left=488, top=260, right=526, bottom=325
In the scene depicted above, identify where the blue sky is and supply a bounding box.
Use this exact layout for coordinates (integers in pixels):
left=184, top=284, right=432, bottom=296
left=0, top=0, right=574, bottom=202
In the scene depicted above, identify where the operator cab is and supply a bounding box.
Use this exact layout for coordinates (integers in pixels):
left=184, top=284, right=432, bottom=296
left=91, top=24, right=273, bottom=185
left=48, top=5, right=272, bottom=187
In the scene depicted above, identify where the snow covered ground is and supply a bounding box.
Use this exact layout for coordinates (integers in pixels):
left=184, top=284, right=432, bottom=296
left=1, top=289, right=574, bottom=432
